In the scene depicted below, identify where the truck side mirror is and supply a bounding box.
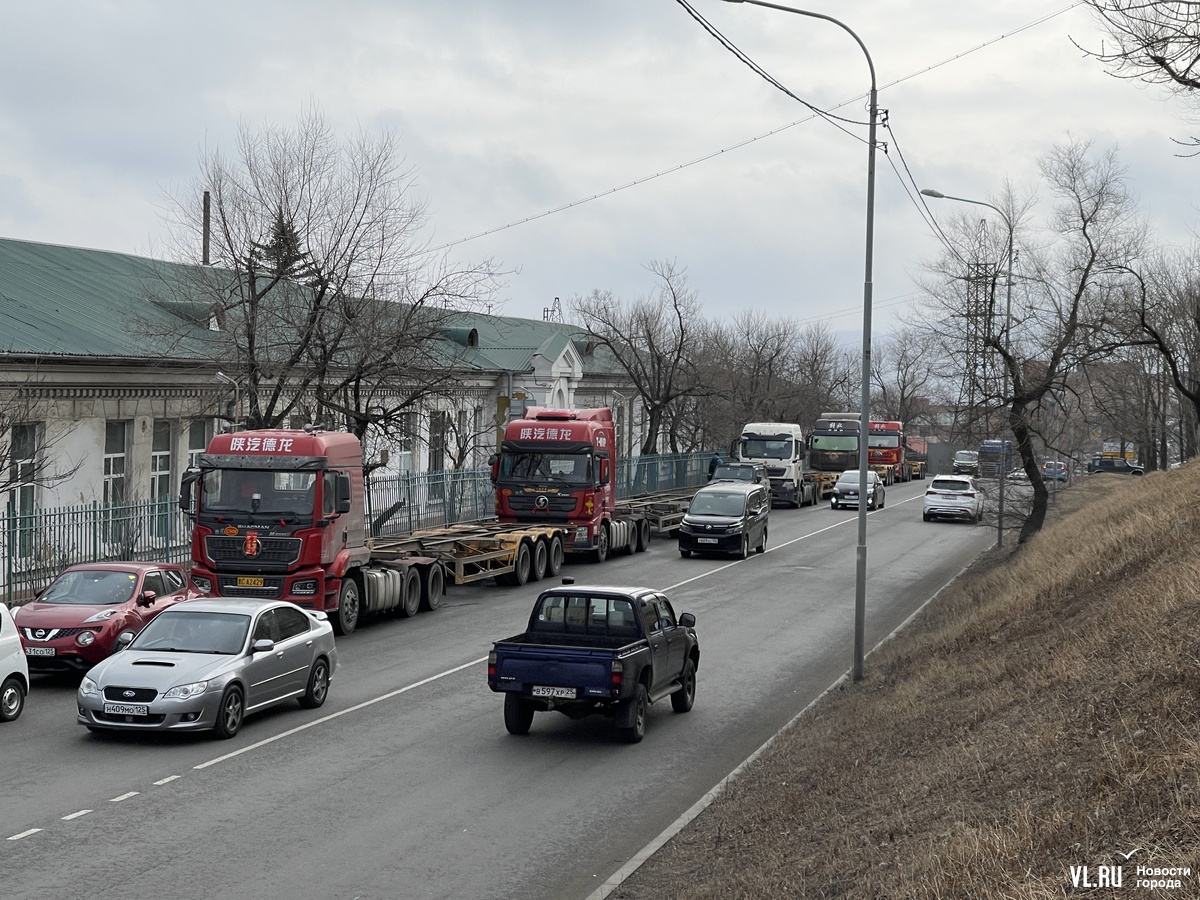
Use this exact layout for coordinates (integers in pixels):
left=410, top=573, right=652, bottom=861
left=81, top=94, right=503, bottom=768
left=599, top=458, right=610, bottom=484
left=488, top=453, right=499, bottom=483
left=179, top=469, right=198, bottom=514
left=335, top=472, right=352, bottom=514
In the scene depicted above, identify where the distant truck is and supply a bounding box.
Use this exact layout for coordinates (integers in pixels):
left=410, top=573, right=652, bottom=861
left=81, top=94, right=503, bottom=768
left=905, top=435, right=929, bottom=479
left=978, top=439, right=1014, bottom=478
left=737, top=422, right=817, bottom=507
left=867, top=420, right=914, bottom=484
left=487, top=579, right=700, bottom=743
left=807, top=413, right=861, bottom=499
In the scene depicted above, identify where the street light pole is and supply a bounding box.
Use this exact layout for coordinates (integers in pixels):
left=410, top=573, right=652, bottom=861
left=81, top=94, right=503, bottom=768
left=920, top=188, right=1013, bottom=549
left=722, top=0, right=878, bottom=682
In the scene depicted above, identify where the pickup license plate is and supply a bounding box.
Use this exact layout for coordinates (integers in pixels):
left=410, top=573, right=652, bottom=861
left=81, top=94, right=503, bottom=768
left=697, top=537, right=719, bottom=544
left=237, top=576, right=265, bottom=587
left=25, top=646, right=55, bottom=657
left=532, top=686, right=576, bottom=699
left=103, top=702, right=148, bottom=716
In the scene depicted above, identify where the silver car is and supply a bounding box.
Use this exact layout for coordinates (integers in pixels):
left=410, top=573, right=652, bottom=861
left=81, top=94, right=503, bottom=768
left=77, top=598, right=337, bottom=739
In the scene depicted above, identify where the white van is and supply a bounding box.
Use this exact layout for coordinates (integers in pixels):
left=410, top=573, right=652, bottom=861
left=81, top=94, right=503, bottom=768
left=1, top=602, right=30, bottom=722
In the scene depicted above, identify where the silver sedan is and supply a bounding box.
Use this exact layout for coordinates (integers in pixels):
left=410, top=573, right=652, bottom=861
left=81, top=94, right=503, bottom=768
left=77, top=598, right=337, bottom=739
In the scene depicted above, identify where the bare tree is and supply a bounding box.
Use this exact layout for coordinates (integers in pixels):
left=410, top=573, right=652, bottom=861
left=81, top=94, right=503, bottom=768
left=158, top=105, right=502, bottom=436
left=571, top=260, right=703, bottom=455
left=871, top=327, right=938, bottom=426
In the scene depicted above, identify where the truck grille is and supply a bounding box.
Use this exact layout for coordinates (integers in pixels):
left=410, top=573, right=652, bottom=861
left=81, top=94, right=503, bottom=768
left=505, top=493, right=578, bottom=516
left=205, top=535, right=302, bottom=566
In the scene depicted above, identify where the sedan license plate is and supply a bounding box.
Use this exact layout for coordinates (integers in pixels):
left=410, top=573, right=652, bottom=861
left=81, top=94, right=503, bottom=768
left=697, top=537, right=719, bottom=544
left=237, top=576, right=265, bottom=587
left=103, top=702, right=148, bottom=716
left=25, top=646, right=55, bottom=657
left=531, top=686, right=576, bottom=699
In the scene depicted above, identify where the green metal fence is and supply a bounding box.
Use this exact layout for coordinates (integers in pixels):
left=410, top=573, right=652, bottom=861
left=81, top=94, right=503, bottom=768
left=3, top=450, right=712, bottom=606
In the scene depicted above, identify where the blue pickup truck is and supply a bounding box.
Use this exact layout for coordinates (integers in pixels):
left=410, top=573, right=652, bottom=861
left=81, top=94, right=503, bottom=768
left=487, top=580, right=700, bottom=743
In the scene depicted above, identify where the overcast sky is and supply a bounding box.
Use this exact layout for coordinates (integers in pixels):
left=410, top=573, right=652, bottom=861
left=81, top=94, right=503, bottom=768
left=2, top=1, right=1196, bottom=338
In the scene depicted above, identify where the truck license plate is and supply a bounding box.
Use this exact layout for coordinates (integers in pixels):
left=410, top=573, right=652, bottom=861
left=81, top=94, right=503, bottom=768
left=697, top=537, right=719, bottom=544
left=25, top=646, right=55, bottom=657
left=237, top=576, right=265, bottom=587
left=532, top=686, right=576, bottom=699
left=103, top=702, right=148, bottom=716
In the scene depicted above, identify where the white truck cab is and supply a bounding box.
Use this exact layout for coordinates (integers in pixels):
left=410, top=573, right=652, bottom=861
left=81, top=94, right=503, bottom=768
left=737, top=422, right=815, bottom=508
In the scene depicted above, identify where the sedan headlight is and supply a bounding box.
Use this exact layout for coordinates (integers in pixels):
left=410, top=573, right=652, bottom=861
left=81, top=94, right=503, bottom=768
left=163, top=681, right=209, bottom=701
left=83, top=608, right=119, bottom=624
left=79, top=677, right=99, bottom=697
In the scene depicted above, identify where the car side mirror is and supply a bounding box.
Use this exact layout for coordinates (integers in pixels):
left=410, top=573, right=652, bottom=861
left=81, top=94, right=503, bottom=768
left=114, top=631, right=136, bottom=651
left=137, top=590, right=157, bottom=608
left=679, top=612, right=696, bottom=628
left=252, top=638, right=275, bottom=653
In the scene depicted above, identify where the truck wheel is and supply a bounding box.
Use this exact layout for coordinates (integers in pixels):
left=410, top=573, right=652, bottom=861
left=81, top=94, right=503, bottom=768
left=546, top=535, right=564, bottom=576
left=619, top=685, right=648, bottom=744
left=399, top=567, right=421, bottom=617
left=513, top=540, right=533, bottom=585
left=791, top=486, right=801, bottom=509
left=592, top=524, right=609, bottom=564
left=531, top=539, right=549, bottom=582
left=503, top=693, right=534, bottom=735
left=419, top=565, right=444, bottom=612
left=635, top=519, right=650, bottom=553
left=671, top=660, right=696, bottom=713
left=333, top=579, right=360, bottom=636
left=299, top=658, right=330, bottom=709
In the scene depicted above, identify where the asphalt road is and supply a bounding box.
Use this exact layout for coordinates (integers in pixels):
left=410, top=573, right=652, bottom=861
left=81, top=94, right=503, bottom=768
left=2, top=481, right=994, bottom=900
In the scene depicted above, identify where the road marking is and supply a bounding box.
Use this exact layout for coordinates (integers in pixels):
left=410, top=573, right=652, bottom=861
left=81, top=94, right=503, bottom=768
left=193, top=656, right=484, bottom=770
left=61, top=810, right=92, bottom=820
left=7, top=829, right=42, bottom=841
left=153, top=775, right=180, bottom=785
left=109, top=792, right=139, bottom=802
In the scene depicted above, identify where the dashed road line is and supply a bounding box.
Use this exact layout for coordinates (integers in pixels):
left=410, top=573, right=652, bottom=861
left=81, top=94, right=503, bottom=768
left=7, top=828, right=42, bottom=841
left=61, top=810, right=92, bottom=821
left=153, top=775, right=180, bottom=785
left=109, top=791, right=139, bottom=802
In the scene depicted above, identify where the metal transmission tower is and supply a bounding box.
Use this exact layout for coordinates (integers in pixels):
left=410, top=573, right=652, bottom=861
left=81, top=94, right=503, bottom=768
left=956, top=220, right=1001, bottom=439
left=542, top=297, right=563, bottom=323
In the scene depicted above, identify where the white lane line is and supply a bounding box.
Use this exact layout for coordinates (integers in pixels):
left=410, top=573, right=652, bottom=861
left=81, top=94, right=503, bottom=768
left=193, top=656, right=485, bottom=770
left=7, top=829, right=42, bottom=840
left=109, top=792, right=139, bottom=802
left=61, top=810, right=92, bottom=821
left=153, top=775, right=180, bottom=785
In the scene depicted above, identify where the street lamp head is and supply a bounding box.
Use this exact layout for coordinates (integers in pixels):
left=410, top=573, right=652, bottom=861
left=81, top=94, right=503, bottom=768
left=920, top=189, right=945, bottom=198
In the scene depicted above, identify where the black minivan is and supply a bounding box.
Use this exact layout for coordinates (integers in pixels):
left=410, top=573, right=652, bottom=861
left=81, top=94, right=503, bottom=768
left=678, top=482, right=769, bottom=560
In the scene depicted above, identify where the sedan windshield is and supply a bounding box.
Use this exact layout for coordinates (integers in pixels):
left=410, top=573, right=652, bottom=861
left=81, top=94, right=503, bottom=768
left=837, top=471, right=868, bottom=485
left=39, top=569, right=137, bottom=605
left=132, top=611, right=250, bottom=654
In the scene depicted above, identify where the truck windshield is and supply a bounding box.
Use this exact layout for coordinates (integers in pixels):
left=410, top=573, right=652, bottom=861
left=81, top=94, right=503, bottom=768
left=740, top=438, right=792, bottom=459
left=810, top=434, right=858, bottom=452
left=200, top=469, right=318, bottom=517
left=500, top=451, right=592, bottom=484
left=868, top=435, right=900, bottom=449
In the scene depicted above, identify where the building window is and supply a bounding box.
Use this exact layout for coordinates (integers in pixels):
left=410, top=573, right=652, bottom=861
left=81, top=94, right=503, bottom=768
left=151, top=420, right=173, bottom=540
left=187, top=420, right=209, bottom=470
left=429, top=410, right=449, bottom=500
left=104, top=421, right=130, bottom=546
left=9, top=422, right=40, bottom=559
left=396, top=411, right=415, bottom=473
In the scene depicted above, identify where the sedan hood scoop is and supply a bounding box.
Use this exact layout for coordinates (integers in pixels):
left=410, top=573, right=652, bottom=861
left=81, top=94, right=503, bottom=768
left=131, top=660, right=176, bottom=667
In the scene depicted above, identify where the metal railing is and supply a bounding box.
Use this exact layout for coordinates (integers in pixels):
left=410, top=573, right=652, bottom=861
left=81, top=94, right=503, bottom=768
left=2, top=450, right=712, bottom=605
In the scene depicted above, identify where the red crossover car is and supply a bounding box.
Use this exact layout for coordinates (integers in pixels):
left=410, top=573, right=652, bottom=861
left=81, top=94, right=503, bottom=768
left=13, top=563, right=195, bottom=674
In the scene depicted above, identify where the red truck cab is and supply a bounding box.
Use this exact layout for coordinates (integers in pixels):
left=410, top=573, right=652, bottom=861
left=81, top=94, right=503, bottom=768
left=492, top=407, right=616, bottom=559
left=867, top=420, right=906, bottom=482
left=180, top=427, right=365, bottom=620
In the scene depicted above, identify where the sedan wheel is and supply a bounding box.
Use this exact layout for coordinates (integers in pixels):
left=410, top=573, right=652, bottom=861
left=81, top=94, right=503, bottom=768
left=213, top=685, right=244, bottom=739
left=299, top=658, right=330, bottom=709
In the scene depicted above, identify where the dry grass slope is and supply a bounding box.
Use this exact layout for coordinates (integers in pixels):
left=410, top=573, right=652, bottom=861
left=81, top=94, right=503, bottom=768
left=614, top=467, right=1200, bottom=899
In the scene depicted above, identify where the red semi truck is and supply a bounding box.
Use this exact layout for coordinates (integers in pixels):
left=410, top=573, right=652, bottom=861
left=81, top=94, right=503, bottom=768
left=867, top=420, right=914, bottom=484
left=492, top=407, right=659, bottom=563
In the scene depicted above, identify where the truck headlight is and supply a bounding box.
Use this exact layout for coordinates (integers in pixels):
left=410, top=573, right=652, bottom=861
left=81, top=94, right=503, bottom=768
left=292, top=579, right=319, bottom=596
left=193, top=575, right=212, bottom=594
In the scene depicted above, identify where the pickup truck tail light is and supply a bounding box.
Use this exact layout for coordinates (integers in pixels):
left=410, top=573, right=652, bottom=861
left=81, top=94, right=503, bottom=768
left=610, top=659, right=624, bottom=697
left=487, top=650, right=497, bottom=679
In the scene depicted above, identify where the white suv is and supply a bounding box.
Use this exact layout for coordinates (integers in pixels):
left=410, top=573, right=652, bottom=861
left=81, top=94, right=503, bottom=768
left=1, top=602, right=30, bottom=722
left=923, top=475, right=983, bottom=523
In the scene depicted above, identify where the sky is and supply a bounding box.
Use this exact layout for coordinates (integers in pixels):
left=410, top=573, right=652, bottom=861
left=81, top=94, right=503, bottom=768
left=2, top=1, right=1197, bottom=340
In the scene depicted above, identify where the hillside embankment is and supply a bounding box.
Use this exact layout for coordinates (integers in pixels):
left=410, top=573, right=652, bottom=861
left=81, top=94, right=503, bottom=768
left=613, top=468, right=1200, bottom=898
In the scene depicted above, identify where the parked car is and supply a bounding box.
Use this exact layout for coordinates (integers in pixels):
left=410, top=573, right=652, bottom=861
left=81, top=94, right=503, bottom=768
left=678, top=481, right=770, bottom=559
left=1087, top=456, right=1145, bottom=476
left=1041, top=461, right=1068, bottom=482
left=710, top=462, right=767, bottom=484
left=923, top=475, right=984, bottom=523
left=830, top=470, right=885, bottom=510
left=14, top=562, right=196, bottom=674
left=952, top=450, right=980, bottom=476
left=1006, top=468, right=1030, bottom=483
left=77, top=598, right=337, bottom=739
left=1, top=602, right=30, bottom=722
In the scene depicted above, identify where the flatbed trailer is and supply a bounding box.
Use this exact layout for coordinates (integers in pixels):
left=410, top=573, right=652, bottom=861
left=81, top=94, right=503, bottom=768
left=615, top=487, right=698, bottom=536
left=370, top=522, right=570, bottom=588
left=810, top=471, right=840, bottom=499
